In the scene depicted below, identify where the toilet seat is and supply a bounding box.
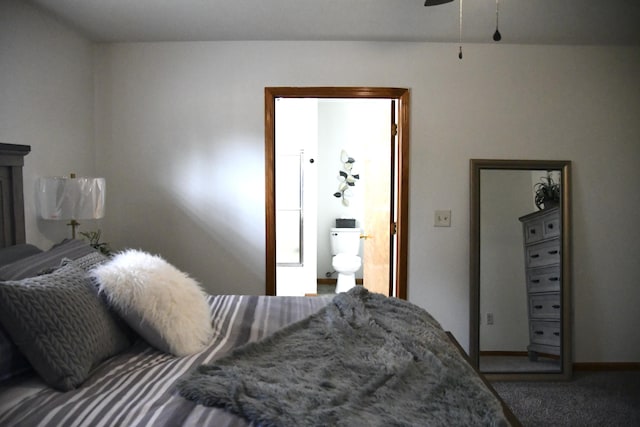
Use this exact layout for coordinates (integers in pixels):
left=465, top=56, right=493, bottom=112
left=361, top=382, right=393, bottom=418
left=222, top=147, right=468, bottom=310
left=332, top=253, right=361, bottom=271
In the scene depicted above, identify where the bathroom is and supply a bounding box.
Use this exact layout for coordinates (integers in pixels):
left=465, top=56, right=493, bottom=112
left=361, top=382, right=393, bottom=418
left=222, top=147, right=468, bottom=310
left=275, top=98, right=392, bottom=296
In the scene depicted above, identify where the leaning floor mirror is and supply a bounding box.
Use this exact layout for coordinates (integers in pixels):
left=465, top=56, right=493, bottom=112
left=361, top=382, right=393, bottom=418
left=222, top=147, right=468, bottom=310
left=469, top=159, right=572, bottom=381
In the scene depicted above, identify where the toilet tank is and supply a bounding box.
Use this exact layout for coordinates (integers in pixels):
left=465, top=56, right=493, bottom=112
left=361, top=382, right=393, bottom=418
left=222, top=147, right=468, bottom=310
left=330, top=228, right=361, bottom=255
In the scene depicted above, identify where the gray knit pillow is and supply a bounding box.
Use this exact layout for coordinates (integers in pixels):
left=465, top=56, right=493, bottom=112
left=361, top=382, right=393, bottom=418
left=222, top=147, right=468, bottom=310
left=69, top=251, right=109, bottom=271
left=0, top=263, right=131, bottom=391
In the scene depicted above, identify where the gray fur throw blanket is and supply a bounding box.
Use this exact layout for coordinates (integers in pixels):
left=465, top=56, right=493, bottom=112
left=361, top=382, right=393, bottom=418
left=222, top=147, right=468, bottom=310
left=178, top=287, right=507, bottom=427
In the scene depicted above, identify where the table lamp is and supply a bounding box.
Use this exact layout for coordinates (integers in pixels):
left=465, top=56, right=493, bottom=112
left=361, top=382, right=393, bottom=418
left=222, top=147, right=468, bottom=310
left=37, top=173, right=106, bottom=239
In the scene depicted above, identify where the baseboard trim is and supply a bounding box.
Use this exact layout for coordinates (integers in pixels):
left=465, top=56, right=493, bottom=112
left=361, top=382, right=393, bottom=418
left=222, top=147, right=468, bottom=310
left=480, top=350, right=560, bottom=360
left=316, top=278, right=364, bottom=285
left=573, top=362, right=640, bottom=371
left=480, top=351, right=528, bottom=357
left=478, top=354, right=639, bottom=371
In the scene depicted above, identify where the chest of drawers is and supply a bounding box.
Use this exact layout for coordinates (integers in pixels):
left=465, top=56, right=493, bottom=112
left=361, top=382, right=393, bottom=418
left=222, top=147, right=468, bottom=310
left=519, top=207, right=561, bottom=360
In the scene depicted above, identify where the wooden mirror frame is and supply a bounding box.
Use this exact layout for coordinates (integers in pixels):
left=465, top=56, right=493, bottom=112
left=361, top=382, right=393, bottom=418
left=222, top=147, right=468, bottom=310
left=469, top=159, right=572, bottom=381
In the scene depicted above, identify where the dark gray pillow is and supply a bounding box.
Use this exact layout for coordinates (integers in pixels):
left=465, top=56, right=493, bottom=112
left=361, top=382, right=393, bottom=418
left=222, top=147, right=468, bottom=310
left=0, top=325, right=32, bottom=382
left=0, top=239, right=99, bottom=280
left=0, top=263, right=131, bottom=391
left=0, top=244, right=43, bottom=268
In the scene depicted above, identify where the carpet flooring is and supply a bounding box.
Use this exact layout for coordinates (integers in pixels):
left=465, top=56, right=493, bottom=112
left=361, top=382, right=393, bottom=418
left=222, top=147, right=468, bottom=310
left=492, top=371, right=640, bottom=426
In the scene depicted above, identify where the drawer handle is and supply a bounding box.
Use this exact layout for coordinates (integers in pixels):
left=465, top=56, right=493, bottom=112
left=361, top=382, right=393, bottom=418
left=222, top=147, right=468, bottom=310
left=553, top=332, right=560, bottom=336
left=532, top=279, right=541, bottom=283
left=529, top=229, right=537, bottom=235
left=535, top=331, right=544, bottom=335
left=534, top=305, right=543, bottom=309
left=530, top=254, right=540, bottom=259
left=547, top=223, right=554, bottom=230
left=552, top=304, right=560, bottom=309
left=548, top=250, right=559, bottom=255
left=549, top=277, right=559, bottom=282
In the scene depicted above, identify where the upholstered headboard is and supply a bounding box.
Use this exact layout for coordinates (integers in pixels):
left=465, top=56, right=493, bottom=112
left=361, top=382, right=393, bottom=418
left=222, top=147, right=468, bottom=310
left=0, top=143, right=31, bottom=248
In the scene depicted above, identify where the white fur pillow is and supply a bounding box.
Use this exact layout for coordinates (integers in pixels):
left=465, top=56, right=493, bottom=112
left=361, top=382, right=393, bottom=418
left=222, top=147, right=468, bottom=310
left=91, top=250, right=214, bottom=356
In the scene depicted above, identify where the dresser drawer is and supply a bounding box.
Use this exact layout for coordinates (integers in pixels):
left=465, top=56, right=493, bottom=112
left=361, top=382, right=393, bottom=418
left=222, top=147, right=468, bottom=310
left=523, top=220, right=545, bottom=244
left=522, top=208, right=560, bottom=244
left=542, top=215, right=560, bottom=239
left=525, top=239, right=560, bottom=268
left=527, top=266, right=561, bottom=293
left=529, top=321, right=561, bottom=347
left=529, top=293, right=561, bottom=319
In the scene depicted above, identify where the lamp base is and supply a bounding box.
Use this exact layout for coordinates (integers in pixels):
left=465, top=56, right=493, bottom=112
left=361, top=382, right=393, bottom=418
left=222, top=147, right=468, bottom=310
left=67, top=219, right=80, bottom=239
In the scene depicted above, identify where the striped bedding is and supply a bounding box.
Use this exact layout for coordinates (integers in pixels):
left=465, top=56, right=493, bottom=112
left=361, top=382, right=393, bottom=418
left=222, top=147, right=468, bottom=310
left=0, top=294, right=333, bottom=427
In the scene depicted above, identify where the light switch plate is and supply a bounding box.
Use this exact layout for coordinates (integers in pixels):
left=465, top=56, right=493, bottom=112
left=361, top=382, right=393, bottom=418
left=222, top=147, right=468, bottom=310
left=434, top=210, right=451, bottom=227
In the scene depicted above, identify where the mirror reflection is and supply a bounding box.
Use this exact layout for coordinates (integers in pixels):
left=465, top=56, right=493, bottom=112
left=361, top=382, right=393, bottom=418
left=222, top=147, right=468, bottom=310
left=470, top=159, right=571, bottom=380
left=480, top=169, right=562, bottom=373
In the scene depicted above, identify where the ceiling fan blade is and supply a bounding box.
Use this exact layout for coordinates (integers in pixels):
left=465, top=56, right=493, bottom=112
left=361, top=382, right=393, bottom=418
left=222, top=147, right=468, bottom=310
left=424, top=0, right=453, bottom=6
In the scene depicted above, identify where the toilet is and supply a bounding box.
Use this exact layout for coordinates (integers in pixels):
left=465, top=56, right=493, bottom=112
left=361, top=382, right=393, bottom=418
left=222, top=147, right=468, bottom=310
left=329, top=227, right=362, bottom=293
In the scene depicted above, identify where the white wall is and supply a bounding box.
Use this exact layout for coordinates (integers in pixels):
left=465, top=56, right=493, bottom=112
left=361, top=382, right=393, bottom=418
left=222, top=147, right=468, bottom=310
left=3, top=1, right=640, bottom=364
left=93, top=41, right=640, bottom=363
left=0, top=0, right=96, bottom=249
left=479, top=170, right=532, bottom=351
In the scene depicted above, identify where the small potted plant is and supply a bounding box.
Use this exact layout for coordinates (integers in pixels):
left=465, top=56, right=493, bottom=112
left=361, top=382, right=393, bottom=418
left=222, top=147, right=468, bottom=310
left=79, top=229, right=112, bottom=256
left=534, top=172, right=561, bottom=210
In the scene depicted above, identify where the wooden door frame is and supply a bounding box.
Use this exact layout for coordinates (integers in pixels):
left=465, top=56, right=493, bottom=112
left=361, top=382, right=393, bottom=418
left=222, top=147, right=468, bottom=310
left=265, top=87, right=410, bottom=299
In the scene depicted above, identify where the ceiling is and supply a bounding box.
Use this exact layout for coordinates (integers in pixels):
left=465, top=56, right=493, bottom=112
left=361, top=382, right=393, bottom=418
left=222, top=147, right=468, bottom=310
left=29, top=0, right=640, bottom=45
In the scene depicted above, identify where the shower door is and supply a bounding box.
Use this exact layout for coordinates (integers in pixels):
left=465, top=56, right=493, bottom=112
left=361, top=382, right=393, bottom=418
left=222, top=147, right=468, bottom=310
left=274, top=98, right=318, bottom=296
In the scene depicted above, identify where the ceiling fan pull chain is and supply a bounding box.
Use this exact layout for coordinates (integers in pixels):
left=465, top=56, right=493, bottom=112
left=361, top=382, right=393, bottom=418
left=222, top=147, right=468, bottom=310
left=493, top=0, right=502, bottom=41
left=458, top=0, right=463, bottom=59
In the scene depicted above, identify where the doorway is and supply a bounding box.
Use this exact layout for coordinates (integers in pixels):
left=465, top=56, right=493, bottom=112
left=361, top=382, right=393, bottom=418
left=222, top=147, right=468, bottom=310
left=265, top=87, right=410, bottom=299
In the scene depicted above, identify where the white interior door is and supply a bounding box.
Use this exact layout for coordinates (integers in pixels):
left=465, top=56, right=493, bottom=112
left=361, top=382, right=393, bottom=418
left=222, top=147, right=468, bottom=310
left=362, top=100, right=395, bottom=296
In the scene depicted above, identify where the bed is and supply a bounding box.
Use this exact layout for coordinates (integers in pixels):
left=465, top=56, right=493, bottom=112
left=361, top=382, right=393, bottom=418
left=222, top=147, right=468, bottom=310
left=0, top=144, right=519, bottom=426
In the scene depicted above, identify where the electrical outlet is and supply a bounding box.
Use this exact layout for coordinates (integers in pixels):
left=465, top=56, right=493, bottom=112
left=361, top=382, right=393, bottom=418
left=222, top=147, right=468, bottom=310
left=487, top=312, right=494, bottom=325
left=434, top=210, right=451, bottom=227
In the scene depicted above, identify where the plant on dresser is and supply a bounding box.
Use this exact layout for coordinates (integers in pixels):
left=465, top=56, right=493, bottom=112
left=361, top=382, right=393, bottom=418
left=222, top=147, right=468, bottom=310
left=533, top=172, right=561, bottom=210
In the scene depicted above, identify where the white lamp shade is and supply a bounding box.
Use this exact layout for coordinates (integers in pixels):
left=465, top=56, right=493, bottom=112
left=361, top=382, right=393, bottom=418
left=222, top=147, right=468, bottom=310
left=37, top=176, right=106, bottom=220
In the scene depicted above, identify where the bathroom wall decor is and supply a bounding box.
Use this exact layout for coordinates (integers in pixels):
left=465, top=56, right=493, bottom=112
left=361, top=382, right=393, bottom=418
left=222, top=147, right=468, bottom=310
left=333, top=150, right=360, bottom=206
